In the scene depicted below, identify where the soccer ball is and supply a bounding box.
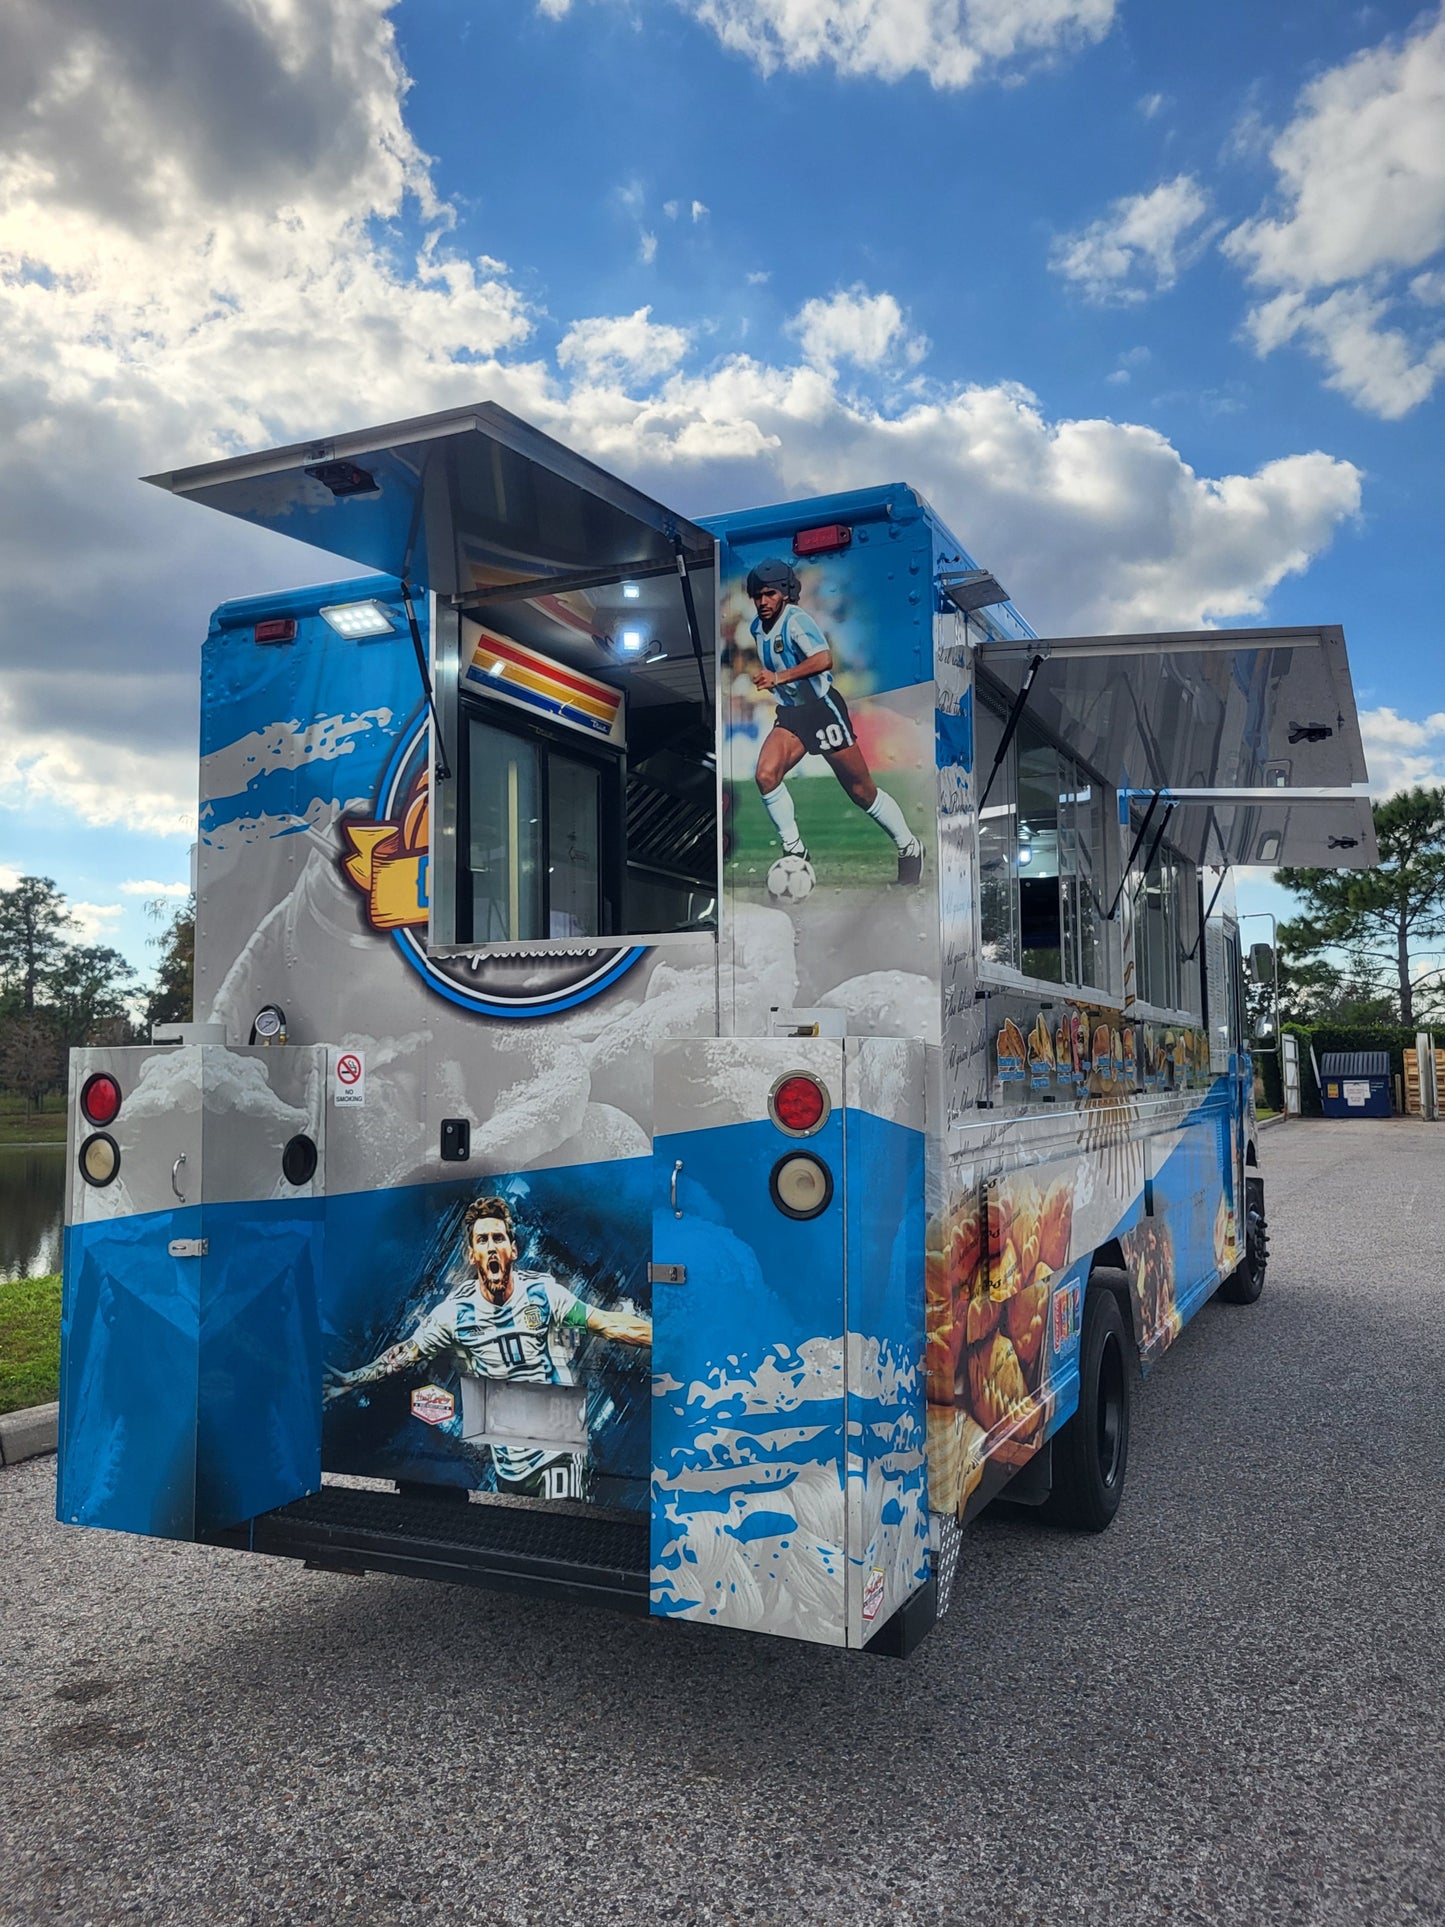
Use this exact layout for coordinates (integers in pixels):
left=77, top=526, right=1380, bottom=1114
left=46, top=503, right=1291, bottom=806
left=767, top=854, right=816, bottom=903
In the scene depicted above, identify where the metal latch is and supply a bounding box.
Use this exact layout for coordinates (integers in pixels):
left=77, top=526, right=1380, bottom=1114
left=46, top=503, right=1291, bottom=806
left=167, top=1239, right=208, bottom=1258
left=647, top=1263, right=687, bottom=1286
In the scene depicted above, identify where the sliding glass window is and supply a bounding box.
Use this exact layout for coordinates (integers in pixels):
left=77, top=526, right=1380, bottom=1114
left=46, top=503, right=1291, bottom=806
left=463, top=712, right=608, bottom=942
left=977, top=700, right=1020, bottom=972
left=978, top=700, right=1116, bottom=996
left=1135, top=839, right=1201, bottom=1015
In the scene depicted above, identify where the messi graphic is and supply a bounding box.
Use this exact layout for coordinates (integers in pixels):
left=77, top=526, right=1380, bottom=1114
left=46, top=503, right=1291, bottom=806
left=322, top=1173, right=654, bottom=1506
left=340, top=709, right=646, bottom=1018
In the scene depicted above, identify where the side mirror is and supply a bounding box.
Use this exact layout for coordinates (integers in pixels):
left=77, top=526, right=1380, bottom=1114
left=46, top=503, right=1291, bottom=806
left=1253, top=1013, right=1276, bottom=1041
left=1248, top=942, right=1275, bottom=984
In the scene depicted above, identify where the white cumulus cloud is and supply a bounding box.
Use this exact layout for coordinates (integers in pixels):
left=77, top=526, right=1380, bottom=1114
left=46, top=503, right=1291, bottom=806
left=0, top=0, right=538, bottom=784
left=551, top=364, right=1362, bottom=636
left=558, top=307, right=691, bottom=382
left=119, top=879, right=190, bottom=899
left=788, top=286, right=927, bottom=375
left=69, top=901, right=124, bottom=942
left=1051, top=176, right=1212, bottom=303
left=1224, top=6, right=1445, bottom=416
left=0, top=686, right=197, bottom=837
left=540, top=0, right=1117, bottom=87
left=1243, top=285, right=1445, bottom=421
left=1358, top=708, right=1445, bottom=796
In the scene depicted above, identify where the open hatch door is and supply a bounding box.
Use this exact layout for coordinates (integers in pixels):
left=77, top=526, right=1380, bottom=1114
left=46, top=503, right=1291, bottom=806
left=1127, top=787, right=1377, bottom=869
left=144, top=402, right=716, bottom=602
left=977, top=623, right=1377, bottom=869
left=977, top=626, right=1369, bottom=799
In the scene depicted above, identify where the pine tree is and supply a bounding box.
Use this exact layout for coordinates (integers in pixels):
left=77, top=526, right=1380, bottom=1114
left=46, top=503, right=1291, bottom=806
left=1276, top=787, right=1445, bottom=1027
left=0, top=877, right=75, bottom=1014
left=145, top=896, right=195, bottom=1029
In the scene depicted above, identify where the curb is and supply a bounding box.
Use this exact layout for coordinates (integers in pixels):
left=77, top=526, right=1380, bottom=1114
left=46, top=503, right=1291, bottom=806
left=0, top=1402, right=58, bottom=1467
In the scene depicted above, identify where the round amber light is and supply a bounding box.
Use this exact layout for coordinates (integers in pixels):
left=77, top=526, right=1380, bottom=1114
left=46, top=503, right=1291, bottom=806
left=770, top=1152, right=833, bottom=1221
left=80, top=1073, right=122, bottom=1126
left=79, top=1132, right=121, bottom=1188
left=769, top=1073, right=829, bottom=1136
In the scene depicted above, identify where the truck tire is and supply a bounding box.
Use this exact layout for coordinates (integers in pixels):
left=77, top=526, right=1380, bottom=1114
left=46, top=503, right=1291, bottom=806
left=1041, top=1284, right=1131, bottom=1532
left=1218, top=1176, right=1267, bottom=1305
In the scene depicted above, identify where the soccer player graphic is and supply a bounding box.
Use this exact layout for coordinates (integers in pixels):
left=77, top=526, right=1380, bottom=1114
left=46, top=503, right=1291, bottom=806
left=324, top=1195, right=650, bottom=1499
left=747, top=557, right=924, bottom=885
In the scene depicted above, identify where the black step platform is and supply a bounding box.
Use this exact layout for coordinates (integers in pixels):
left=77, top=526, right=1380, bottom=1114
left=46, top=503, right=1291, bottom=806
left=209, top=1485, right=651, bottom=1614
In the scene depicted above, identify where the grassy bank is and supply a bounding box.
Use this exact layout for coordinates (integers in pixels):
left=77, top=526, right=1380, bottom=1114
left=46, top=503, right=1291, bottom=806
left=0, top=1272, right=62, bottom=1415
left=0, top=1095, right=66, bottom=1146
left=0, top=1113, right=66, bottom=1146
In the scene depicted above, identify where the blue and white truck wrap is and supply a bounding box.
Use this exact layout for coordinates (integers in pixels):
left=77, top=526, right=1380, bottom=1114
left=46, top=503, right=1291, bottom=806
left=58, top=403, right=1375, bottom=1652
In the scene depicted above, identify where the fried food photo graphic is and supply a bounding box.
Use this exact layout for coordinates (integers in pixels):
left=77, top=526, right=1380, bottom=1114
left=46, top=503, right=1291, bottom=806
left=926, top=1173, right=1075, bottom=1514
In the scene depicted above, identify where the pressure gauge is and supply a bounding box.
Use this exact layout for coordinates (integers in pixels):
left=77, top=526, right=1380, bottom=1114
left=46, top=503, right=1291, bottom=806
left=250, top=1004, right=287, bottom=1045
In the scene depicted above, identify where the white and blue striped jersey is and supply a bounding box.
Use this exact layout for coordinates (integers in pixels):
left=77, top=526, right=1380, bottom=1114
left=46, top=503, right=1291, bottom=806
left=410, top=1270, right=588, bottom=1483
left=751, top=604, right=834, bottom=706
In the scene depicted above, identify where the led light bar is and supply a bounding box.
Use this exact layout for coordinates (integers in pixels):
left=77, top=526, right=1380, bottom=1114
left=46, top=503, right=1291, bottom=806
left=319, top=600, right=396, bottom=638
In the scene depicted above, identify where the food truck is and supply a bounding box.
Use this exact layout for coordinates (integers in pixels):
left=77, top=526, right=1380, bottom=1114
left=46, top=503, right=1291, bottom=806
left=58, top=404, right=1376, bottom=1654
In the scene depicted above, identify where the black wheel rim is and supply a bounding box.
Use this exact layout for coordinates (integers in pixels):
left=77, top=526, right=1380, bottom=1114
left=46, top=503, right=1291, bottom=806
left=1096, top=1331, right=1125, bottom=1488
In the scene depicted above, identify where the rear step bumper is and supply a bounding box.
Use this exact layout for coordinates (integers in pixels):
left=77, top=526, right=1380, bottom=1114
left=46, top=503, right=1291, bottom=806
left=205, top=1485, right=937, bottom=1653
left=206, top=1486, right=651, bottom=1615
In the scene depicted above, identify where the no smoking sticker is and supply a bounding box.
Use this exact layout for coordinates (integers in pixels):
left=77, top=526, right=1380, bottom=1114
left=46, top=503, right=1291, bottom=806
left=332, top=1049, right=366, bottom=1108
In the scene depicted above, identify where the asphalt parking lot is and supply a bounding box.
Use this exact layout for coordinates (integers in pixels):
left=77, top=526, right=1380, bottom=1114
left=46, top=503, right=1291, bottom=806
left=3, top=1118, right=1441, bottom=1926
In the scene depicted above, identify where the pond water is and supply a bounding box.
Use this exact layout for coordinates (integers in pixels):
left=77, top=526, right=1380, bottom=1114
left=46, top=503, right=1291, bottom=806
left=0, top=1145, right=66, bottom=1282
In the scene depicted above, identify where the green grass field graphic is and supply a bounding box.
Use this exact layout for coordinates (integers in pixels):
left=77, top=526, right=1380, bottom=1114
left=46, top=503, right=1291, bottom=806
left=726, top=769, right=934, bottom=890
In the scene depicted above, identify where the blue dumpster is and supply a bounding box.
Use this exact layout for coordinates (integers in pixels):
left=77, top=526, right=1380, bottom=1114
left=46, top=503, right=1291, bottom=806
left=1319, top=1051, right=1392, bottom=1118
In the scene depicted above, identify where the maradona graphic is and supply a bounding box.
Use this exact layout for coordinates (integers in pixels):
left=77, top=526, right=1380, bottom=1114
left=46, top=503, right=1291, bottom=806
left=745, top=557, right=924, bottom=891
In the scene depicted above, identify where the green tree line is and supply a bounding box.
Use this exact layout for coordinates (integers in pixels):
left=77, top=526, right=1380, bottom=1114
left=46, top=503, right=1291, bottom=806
left=0, top=877, right=193, bottom=1113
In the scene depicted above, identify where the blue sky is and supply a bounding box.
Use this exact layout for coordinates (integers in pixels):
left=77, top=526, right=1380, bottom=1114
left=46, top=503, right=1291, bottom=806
left=2, top=0, right=1443, bottom=981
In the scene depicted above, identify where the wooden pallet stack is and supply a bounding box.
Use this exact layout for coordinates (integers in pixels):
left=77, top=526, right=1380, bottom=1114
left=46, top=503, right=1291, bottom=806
left=1401, top=1048, right=1445, bottom=1115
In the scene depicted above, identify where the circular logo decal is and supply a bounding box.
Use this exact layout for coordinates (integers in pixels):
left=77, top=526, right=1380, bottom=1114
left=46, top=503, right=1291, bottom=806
left=340, top=711, right=645, bottom=1019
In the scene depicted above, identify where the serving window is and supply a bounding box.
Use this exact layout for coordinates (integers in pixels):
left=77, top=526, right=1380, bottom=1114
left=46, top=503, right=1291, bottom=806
left=432, top=594, right=719, bottom=951
left=1133, top=834, right=1202, bottom=1018
left=460, top=713, right=614, bottom=942
left=977, top=699, right=1117, bottom=998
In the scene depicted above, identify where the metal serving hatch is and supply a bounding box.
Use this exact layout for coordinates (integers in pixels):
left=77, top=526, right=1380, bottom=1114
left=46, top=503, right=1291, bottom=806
left=1129, top=787, right=1378, bottom=868
left=977, top=626, right=1370, bottom=796
left=144, top=402, right=715, bottom=601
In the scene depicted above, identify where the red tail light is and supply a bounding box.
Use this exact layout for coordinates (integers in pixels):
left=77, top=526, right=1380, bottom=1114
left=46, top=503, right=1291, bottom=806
left=770, top=1073, right=829, bottom=1136
left=255, top=618, right=297, bottom=644
left=80, top=1072, right=122, bottom=1126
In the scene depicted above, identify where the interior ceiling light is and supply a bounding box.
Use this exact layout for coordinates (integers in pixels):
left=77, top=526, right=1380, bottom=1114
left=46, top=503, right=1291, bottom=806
left=319, top=600, right=396, bottom=638
left=622, top=582, right=641, bottom=600
left=617, top=629, right=646, bottom=656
